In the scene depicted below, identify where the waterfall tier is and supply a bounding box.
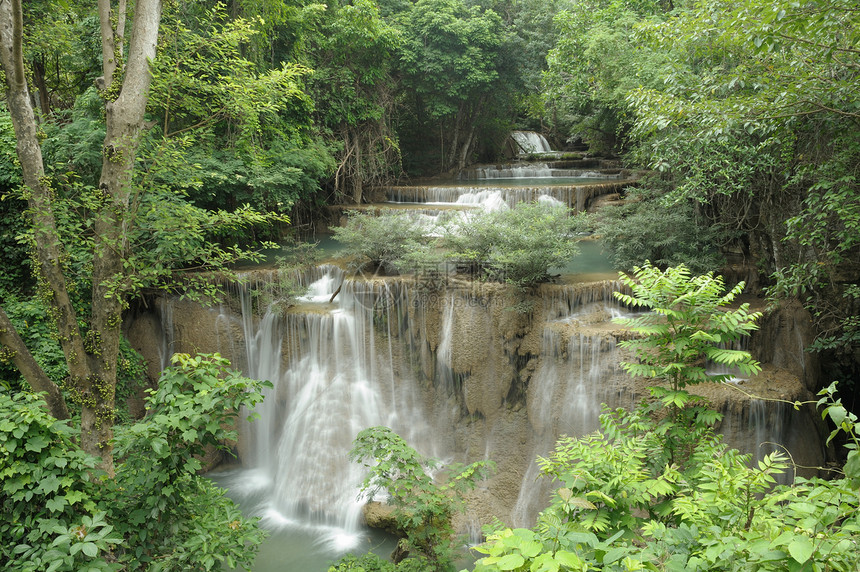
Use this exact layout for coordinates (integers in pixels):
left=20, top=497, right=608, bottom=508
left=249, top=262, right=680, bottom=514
left=127, top=271, right=824, bottom=543
left=510, top=130, right=553, bottom=154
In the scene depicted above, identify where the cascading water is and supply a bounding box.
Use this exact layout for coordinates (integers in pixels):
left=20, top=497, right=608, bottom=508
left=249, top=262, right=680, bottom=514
left=511, top=130, right=553, bottom=154
left=136, top=150, right=819, bottom=571
left=211, top=267, right=456, bottom=566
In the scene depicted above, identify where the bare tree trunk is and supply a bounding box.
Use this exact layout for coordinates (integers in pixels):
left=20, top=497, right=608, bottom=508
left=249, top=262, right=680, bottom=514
left=457, top=124, right=476, bottom=172
left=447, top=104, right=465, bottom=172
left=32, top=55, right=50, bottom=116
left=353, top=134, right=363, bottom=204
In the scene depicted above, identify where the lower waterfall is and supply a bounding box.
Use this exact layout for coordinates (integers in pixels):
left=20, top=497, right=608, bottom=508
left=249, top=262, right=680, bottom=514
left=138, top=266, right=821, bottom=570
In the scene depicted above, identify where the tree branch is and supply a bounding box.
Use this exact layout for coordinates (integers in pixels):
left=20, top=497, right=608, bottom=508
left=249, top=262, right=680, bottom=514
left=0, top=306, right=70, bottom=420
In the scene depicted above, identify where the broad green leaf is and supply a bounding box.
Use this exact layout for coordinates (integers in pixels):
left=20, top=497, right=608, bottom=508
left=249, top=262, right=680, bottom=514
left=787, top=536, right=813, bottom=564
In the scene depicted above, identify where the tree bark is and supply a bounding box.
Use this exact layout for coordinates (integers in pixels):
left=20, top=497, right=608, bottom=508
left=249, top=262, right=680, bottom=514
left=83, top=0, right=162, bottom=473
left=0, top=306, right=70, bottom=420
left=32, top=55, right=50, bottom=116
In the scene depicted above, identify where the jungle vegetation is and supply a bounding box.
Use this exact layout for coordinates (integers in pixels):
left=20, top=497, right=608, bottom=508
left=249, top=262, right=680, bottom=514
left=1, top=0, right=858, bottom=569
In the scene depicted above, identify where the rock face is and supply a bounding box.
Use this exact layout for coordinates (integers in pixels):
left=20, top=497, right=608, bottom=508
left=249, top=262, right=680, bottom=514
left=124, top=273, right=826, bottom=531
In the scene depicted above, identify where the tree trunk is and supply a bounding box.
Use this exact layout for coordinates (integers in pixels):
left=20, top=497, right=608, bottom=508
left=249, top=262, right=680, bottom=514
left=85, top=0, right=162, bottom=473
left=1, top=0, right=90, bottom=422
left=32, top=55, right=50, bottom=116
left=446, top=104, right=465, bottom=172
left=457, top=123, right=476, bottom=172
left=353, top=135, right=363, bottom=204
left=1, top=0, right=163, bottom=475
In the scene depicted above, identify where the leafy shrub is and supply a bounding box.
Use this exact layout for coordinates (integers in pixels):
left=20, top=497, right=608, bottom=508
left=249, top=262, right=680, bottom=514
left=1, top=354, right=270, bottom=571
left=332, top=209, right=430, bottom=273
left=349, top=426, right=494, bottom=571
left=590, top=183, right=726, bottom=274
left=444, top=202, right=579, bottom=289
left=0, top=392, right=118, bottom=572
left=0, top=111, right=30, bottom=295
left=108, top=353, right=270, bottom=570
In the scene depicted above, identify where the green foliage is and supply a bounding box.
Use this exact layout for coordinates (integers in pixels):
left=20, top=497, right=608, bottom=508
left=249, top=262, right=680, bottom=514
left=40, top=88, right=107, bottom=187
left=395, top=0, right=520, bottom=172
left=331, top=203, right=580, bottom=289
left=543, top=0, right=669, bottom=152
left=0, top=296, right=145, bottom=420
left=329, top=552, right=397, bottom=572
left=1, top=354, right=269, bottom=571
left=473, top=395, right=860, bottom=572
left=145, top=2, right=332, bottom=216
left=349, top=426, right=494, bottom=570
left=614, top=262, right=762, bottom=390
left=444, top=203, right=579, bottom=289
left=818, top=381, right=860, bottom=488
left=0, top=110, right=29, bottom=295
left=473, top=266, right=860, bottom=571
left=150, top=3, right=314, bottom=151
left=621, top=0, right=860, bottom=362
left=332, top=209, right=429, bottom=273
left=589, top=183, right=726, bottom=274
left=0, top=391, right=113, bottom=571
left=108, top=352, right=271, bottom=570
left=307, top=0, right=403, bottom=201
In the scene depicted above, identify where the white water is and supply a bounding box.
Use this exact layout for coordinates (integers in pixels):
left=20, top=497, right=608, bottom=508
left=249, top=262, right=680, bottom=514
left=227, top=270, right=449, bottom=556
left=469, top=165, right=620, bottom=179
left=385, top=184, right=614, bottom=210
left=142, top=265, right=808, bottom=571
left=511, top=130, right=553, bottom=154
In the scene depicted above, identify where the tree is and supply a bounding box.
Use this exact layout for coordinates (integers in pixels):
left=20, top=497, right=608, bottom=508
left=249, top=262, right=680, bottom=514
left=331, top=209, right=428, bottom=273
left=0, top=0, right=282, bottom=474
left=444, top=202, right=580, bottom=289
left=397, top=0, right=510, bottom=173
left=1, top=0, right=163, bottom=472
left=613, top=262, right=762, bottom=464
left=542, top=0, right=668, bottom=152
left=588, top=184, right=727, bottom=275
left=307, top=0, right=402, bottom=204
left=622, top=0, right=860, bottom=396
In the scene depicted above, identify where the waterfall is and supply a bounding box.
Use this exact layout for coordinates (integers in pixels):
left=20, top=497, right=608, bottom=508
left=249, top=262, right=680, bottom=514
left=468, top=165, right=620, bottom=179
left=384, top=182, right=626, bottom=211
left=511, top=130, right=553, bottom=154
left=223, top=269, right=451, bottom=550
left=512, top=325, right=623, bottom=526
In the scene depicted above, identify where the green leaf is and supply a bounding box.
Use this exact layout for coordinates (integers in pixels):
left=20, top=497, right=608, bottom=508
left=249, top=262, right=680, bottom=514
left=81, top=542, right=99, bottom=558
left=554, top=550, right=583, bottom=568
left=787, top=536, right=813, bottom=564
left=45, top=496, right=67, bottom=512
left=496, top=553, right=525, bottom=570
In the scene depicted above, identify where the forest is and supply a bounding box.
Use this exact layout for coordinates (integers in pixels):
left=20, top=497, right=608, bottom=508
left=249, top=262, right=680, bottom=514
left=1, top=0, right=858, bottom=569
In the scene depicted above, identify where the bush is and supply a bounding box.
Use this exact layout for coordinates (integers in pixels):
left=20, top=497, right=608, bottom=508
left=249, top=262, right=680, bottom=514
left=0, top=354, right=270, bottom=571
left=591, top=183, right=727, bottom=274
left=444, top=202, right=579, bottom=289
left=349, top=426, right=494, bottom=571
left=332, top=209, right=430, bottom=273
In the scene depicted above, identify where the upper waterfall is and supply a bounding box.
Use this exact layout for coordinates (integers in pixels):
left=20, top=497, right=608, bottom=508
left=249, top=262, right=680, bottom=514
left=511, top=130, right=553, bottom=154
